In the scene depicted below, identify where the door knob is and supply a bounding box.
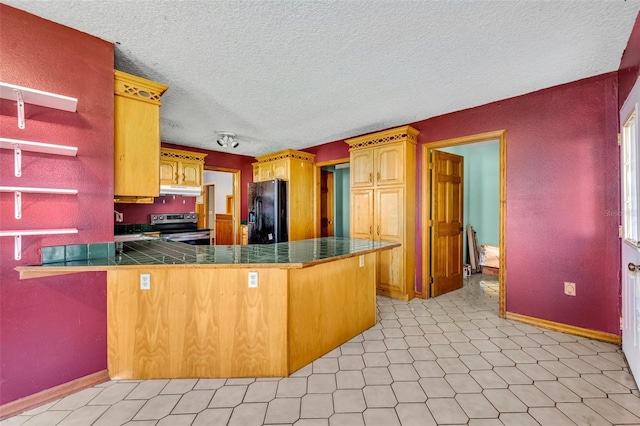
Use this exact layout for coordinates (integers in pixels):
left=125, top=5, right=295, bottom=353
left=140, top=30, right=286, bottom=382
left=628, top=263, right=640, bottom=272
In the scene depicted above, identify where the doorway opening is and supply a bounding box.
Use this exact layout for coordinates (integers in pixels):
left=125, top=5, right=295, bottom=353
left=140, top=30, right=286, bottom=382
left=199, top=167, right=241, bottom=245
left=315, top=159, right=350, bottom=238
left=422, top=130, right=506, bottom=317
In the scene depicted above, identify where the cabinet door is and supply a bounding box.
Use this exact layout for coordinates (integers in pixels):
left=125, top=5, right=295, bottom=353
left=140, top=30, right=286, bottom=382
left=376, top=187, right=405, bottom=294
left=259, top=164, right=273, bottom=181
left=114, top=96, right=160, bottom=196
left=376, top=187, right=404, bottom=242
left=376, top=144, right=404, bottom=186
left=180, top=161, right=202, bottom=186
left=350, top=189, right=374, bottom=239
left=271, top=159, right=289, bottom=180
left=350, top=149, right=374, bottom=188
left=159, top=159, right=179, bottom=185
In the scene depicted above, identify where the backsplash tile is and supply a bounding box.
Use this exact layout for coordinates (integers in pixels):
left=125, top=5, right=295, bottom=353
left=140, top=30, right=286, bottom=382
left=42, top=242, right=116, bottom=264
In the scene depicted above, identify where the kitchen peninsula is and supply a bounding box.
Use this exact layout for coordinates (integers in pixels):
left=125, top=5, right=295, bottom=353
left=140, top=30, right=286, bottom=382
left=16, top=237, right=398, bottom=379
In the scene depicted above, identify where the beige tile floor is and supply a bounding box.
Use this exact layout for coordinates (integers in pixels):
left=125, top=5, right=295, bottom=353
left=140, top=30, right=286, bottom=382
left=3, top=274, right=640, bottom=426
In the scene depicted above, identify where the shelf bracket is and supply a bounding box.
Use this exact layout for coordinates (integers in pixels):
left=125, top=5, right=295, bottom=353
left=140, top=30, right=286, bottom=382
left=13, top=143, right=22, bottom=177
left=15, top=89, right=25, bottom=129
left=14, top=235, right=22, bottom=261
left=14, top=190, right=22, bottom=219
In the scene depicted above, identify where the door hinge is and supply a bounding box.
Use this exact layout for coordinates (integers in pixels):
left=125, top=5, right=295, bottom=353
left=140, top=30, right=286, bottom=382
left=428, top=220, right=433, bottom=227
left=619, top=225, right=623, bottom=239
left=620, top=316, right=624, bottom=330
left=428, top=162, right=433, bottom=170
left=618, top=133, right=622, bottom=146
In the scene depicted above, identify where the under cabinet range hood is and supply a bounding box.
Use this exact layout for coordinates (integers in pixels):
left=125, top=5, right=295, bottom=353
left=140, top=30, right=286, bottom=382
left=159, top=185, right=202, bottom=196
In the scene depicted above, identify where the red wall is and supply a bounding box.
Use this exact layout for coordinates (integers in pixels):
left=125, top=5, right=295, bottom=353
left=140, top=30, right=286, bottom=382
left=115, top=196, right=197, bottom=224
left=304, top=140, right=350, bottom=163
left=618, top=13, right=640, bottom=109
left=0, top=5, right=114, bottom=404
left=413, top=73, right=621, bottom=335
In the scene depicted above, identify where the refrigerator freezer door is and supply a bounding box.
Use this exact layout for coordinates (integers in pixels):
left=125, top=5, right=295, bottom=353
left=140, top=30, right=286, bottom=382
left=248, top=179, right=288, bottom=244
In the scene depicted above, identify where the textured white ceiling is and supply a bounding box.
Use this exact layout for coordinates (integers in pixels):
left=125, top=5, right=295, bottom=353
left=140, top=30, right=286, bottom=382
left=5, top=1, right=640, bottom=157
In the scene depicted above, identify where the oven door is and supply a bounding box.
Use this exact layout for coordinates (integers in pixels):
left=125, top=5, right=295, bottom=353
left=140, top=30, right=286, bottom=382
left=161, top=230, right=211, bottom=245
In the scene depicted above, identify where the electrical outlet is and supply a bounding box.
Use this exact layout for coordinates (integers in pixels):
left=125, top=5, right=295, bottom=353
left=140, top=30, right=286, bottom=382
left=248, top=271, right=258, bottom=288
left=359, top=255, right=364, bottom=267
left=140, top=273, right=151, bottom=290
left=564, top=281, right=576, bottom=296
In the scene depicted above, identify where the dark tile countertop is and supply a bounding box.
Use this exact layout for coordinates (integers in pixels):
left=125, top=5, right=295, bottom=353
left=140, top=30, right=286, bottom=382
left=32, top=237, right=399, bottom=269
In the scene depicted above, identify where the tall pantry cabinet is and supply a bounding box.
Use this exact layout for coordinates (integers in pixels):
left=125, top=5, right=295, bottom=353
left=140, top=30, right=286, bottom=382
left=346, top=125, right=419, bottom=301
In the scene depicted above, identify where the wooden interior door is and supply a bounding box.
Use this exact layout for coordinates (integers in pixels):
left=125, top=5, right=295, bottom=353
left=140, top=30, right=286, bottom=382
left=320, top=170, right=335, bottom=237
left=430, top=150, right=464, bottom=297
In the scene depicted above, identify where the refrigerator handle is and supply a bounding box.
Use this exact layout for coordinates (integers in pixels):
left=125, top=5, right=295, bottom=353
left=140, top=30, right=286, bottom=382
left=256, top=198, right=262, bottom=232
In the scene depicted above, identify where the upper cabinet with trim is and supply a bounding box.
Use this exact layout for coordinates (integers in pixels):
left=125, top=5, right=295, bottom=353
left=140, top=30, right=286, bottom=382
left=160, top=147, right=207, bottom=187
left=113, top=71, right=168, bottom=200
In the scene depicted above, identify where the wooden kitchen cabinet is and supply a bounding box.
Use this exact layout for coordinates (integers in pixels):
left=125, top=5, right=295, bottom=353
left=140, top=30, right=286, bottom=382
left=114, top=71, right=168, bottom=200
left=252, top=149, right=316, bottom=241
left=350, top=139, right=404, bottom=188
left=160, top=147, right=207, bottom=187
left=346, top=125, right=418, bottom=301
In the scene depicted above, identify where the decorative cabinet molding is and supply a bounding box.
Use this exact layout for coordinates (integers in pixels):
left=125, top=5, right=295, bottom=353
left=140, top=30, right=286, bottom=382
left=252, top=149, right=316, bottom=241
left=0, top=83, right=80, bottom=260
left=114, top=70, right=168, bottom=200
left=160, top=148, right=207, bottom=187
left=346, top=125, right=419, bottom=301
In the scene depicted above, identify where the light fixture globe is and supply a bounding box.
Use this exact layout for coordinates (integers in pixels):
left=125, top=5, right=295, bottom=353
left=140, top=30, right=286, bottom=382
left=216, top=132, right=237, bottom=148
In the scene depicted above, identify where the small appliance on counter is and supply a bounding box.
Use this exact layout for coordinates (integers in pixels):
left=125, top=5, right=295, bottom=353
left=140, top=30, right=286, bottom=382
left=248, top=179, right=288, bottom=244
left=150, top=212, right=211, bottom=245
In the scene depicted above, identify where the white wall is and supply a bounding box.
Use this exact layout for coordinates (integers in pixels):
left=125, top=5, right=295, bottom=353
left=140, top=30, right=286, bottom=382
left=203, top=170, right=233, bottom=214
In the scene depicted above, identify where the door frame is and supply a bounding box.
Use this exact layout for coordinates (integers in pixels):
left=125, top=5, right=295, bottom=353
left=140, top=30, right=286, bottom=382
left=203, top=166, right=242, bottom=244
left=421, top=130, right=507, bottom=317
left=314, top=158, right=350, bottom=237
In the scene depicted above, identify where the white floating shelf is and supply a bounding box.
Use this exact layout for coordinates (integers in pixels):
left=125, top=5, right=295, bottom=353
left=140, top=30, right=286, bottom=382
left=0, top=228, right=78, bottom=261
left=0, top=137, right=78, bottom=156
left=0, top=186, right=78, bottom=219
left=0, top=186, right=78, bottom=194
left=0, top=82, right=77, bottom=112
left=0, top=137, right=78, bottom=177
left=0, top=229, right=79, bottom=237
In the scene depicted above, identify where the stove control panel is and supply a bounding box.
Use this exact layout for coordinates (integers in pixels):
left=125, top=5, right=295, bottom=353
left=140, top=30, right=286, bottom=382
left=150, top=213, right=198, bottom=225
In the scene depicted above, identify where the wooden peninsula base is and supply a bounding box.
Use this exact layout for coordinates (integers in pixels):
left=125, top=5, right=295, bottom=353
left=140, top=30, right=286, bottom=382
left=107, top=252, right=377, bottom=379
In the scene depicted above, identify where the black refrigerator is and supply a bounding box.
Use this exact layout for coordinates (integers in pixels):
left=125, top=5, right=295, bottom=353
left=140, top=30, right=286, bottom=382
left=247, top=179, right=288, bottom=244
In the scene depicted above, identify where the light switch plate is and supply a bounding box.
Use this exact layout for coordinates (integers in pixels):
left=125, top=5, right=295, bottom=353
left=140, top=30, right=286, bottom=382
left=140, top=273, right=151, bottom=290
left=248, top=271, right=258, bottom=288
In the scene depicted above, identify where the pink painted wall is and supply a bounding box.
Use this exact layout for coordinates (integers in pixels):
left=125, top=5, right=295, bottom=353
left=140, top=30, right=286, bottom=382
left=304, top=140, right=350, bottom=163
left=0, top=5, right=114, bottom=404
left=115, top=196, right=197, bottom=224
left=619, top=13, right=640, bottom=109
left=413, top=73, right=621, bottom=335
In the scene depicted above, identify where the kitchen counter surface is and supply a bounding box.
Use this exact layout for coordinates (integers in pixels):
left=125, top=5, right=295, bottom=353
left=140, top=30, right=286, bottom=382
left=16, top=237, right=399, bottom=278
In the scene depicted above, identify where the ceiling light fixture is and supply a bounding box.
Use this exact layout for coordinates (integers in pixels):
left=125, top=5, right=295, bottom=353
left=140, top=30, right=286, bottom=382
left=216, top=132, right=238, bottom=148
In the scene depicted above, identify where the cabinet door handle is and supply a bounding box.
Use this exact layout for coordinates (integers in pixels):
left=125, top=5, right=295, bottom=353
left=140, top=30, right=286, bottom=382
left=377, top=172, right=381, bottom=181
left=368, top=173, right=372, bottom=183
left=377, top=225, right=380, bottom=236
left=369, top=225, right=372, bottom=235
